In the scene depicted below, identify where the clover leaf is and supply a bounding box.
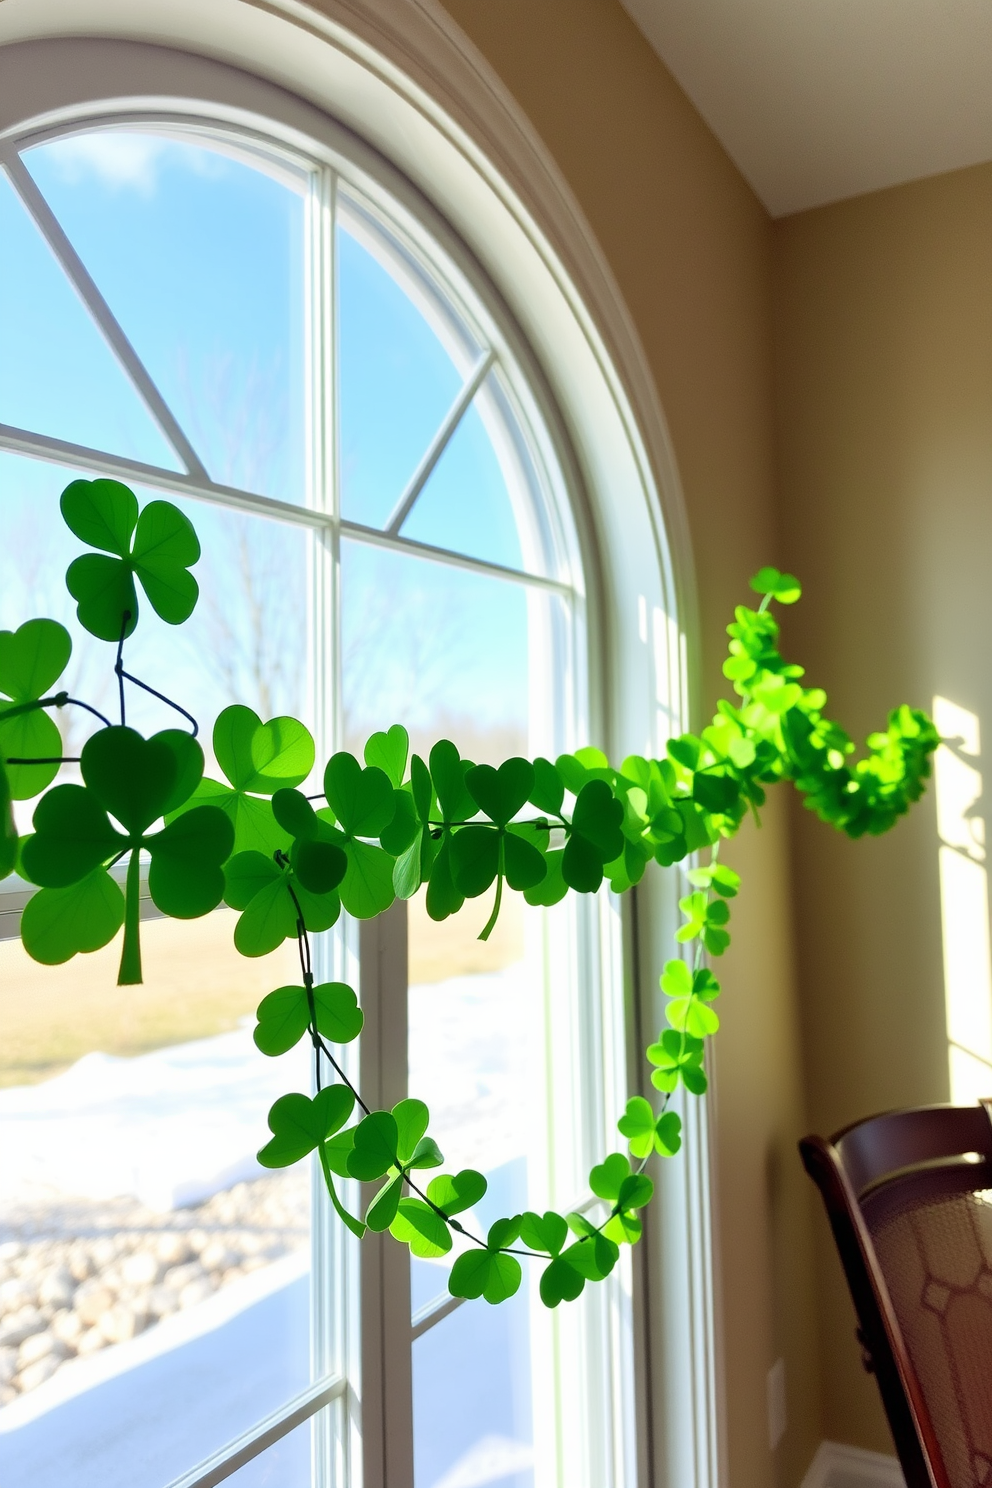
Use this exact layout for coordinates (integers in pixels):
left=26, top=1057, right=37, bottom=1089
left=520, top=1210, right=568, bottom=1256
left=390, top=1199, right=453, bottom=1259
left=391, top=753, right=439, bottom=901
left=426, top=1169, right=487, bottom=1216
left=447, top=759, right=548, bottom=933
left=749, top=566, right=802, bottom=605
left=169, top=706, right=315, bottom=857
left=562, top=779, right=624, bottom=892
left=0, top=619, right=73, bottom=799
left=20, top=866, right=126, bottom=965
left=424, top=740, right=478, bottom=921
left=617, top=1096, right=683, bottom=1158
left=270, top=789, right=348, bottom=898
left=20, top=726, right=231, bottom=982
left=253, top=980, right=363, bottom=1056
left=647, top=1029, right=707, bottom=1095
left=539, top=1256, right=585, bottom=1307
left=322, top=752, right=397, bottom=918
left=560, top=1233, right=620, bottom=1282
left=347, top=1110, right=399, bottom=1182
left=62, top=480, right=200, bottom=641
left=661, top=960, right=721, bottom=1036
left=223, top=849, right=340, bottom=956
left=449, top=1246, right=522, bottom=1305
left=675, top=892, right=731, bottom=955
left=257, top=1085, right=355, bottom=1168
left=364, top=724, right=409, bottom=788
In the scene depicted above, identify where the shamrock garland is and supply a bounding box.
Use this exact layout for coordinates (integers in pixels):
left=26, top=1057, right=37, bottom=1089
left=2, top=479, right=940, bottom=1313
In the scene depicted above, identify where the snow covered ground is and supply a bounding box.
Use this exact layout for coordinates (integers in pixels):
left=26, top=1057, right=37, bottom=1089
left=0, top=969, right=536, bottom=1487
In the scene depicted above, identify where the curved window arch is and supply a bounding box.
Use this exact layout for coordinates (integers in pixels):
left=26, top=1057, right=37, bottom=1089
left=0, top=42, right=664, bottom=1488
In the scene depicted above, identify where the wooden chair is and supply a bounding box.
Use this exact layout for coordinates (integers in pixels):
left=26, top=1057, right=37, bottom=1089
left=800, top=1104, right=992, bottom=1488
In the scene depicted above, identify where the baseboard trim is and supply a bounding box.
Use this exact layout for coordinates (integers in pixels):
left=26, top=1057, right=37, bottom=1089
left=801, top=1440, right=906, bottom=1488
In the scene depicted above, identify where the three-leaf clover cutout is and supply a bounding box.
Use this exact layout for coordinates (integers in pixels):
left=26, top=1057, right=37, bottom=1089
left=21, top=726, right=232, bottom=980
left=62, top=479, right=200, bottom=641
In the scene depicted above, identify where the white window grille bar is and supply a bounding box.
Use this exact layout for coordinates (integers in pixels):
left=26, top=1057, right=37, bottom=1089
left=161, top=1375, right=347, bottom=1488
left=0, top=422, right=328, bottom=530
left=0, top=148, right=209, bottom=482
left=383, top=347, right=496, bottom=534
left=0, top=422, right=572, bottom=596
left=410, top=1290, right=465, bottom=1341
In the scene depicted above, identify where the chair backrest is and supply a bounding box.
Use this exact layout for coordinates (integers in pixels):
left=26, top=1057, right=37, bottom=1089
left=800, top=1104, right=992, bottom=1488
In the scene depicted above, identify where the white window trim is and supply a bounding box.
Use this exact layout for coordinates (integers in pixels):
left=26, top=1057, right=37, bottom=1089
left=0, top=7, right=721, bottom=1487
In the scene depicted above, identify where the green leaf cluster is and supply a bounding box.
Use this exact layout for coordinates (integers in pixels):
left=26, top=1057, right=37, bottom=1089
left=62, top=479, right=200, bottom=641
left=9, top=477, right=942, bottom=1319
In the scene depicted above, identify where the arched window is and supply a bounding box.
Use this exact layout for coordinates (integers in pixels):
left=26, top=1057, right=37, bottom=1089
left=0, top=40, right=667, bottom=1488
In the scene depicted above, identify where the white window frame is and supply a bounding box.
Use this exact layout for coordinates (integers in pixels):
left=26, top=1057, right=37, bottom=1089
left=0, top=11, right=721, bottom=1484
left=0, top=45, right=643, bottom=1488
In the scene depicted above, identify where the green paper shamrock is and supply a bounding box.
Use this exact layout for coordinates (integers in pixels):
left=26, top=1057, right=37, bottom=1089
left=253, top=980, right=363, bottom=1056
left=424, top=740, right=477, bottom=921
left=449, top=1218, right=523, bottom=1305
left=20, top=726, right=231, bottom=982
left=21, top=868, right=125, bottom=966
left=170, top=705, right=316, bottom=857
left=62, top=479, right=200, bottom=641
left=257, top=1085, right=355, bottom=1168
left=617, top=1096, right=683, bottom=1158
left=223, top=848, right=340, bottom=957
left=321, top=751, right=398, bottom=918
left=0, top=619, right=73, bottom=800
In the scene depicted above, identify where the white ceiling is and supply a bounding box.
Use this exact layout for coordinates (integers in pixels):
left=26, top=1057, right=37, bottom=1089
left=621, top=0, right=992, bottom=217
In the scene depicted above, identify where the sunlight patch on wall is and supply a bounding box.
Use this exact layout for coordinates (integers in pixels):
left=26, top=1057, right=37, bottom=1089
left=934, top=697, right=992, bottom=1102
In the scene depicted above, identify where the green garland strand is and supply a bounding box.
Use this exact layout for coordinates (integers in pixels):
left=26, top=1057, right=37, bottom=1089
left=0, top=479, right=939, bottom=1310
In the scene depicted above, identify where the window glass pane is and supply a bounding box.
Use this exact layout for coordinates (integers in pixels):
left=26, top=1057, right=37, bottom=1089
left=0, top=914, right=314, bottom=1488
left=342, top=538, right=546, bottom=1487
left=399, top=391, right=525, bottom=572
left=217, top=1407, right=322, bottom=1486
left=337, top=219, right=466, bottom=530
left=413, top=1290, right=534, bottom=1488
left=0, top=171, right=178, bottom=469
left=0, top=452, right=320, bottom=1485
left=0, top=451, right=312, bottom=840
left=23, top=132, right=306, bottom=503
left=340, top=541, right=529, bottom=760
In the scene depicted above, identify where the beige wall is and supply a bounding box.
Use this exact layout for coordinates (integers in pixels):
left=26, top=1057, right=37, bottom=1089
left=438, top=4, right=820, bottom=1484
left=774, top=162, right=992, bottom=1453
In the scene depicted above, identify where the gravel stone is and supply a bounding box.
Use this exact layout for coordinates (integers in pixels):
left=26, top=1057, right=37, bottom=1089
left=179, top=1277, right=215, bottom=1309
left=0, top=1279, right=35, bottom=1312
left=98, top=1305, right=146, bottom=1345
left=18, top=1331, right=67, bottom=1368
left=51, top=1310, right=83, bottom=1347
left=146, top=1285, right=180, bottom=1318
left=163, top=1262, right=204, bottom=1291
left=75, top=1284, right=115, bottom=1327
left=155, top=1234, right=193, bottom=1267
left=121, top=1253, right=162, bottom=1287
left=17, top=1355, right=62, bottom=1391
left=1, top=1170, right=308, bottom=1404
left=38, top=1268, right=75, bottom=1309
left=200, top=1243, right=239, bottom=1274
left=0, top=1307, right=46, bottom=1349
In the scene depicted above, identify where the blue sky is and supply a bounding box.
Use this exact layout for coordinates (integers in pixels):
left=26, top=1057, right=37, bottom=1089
left=0, top=130, right=533, bottom=753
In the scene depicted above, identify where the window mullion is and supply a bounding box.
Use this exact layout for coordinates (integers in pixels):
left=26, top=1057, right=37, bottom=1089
left=0, top=147, right=208, bottom=482
left=382, top=346, right=495, bottom=534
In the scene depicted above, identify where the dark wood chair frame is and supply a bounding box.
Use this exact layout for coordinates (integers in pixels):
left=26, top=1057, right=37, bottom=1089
left=800, top=1103, right=992, bottom=1488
